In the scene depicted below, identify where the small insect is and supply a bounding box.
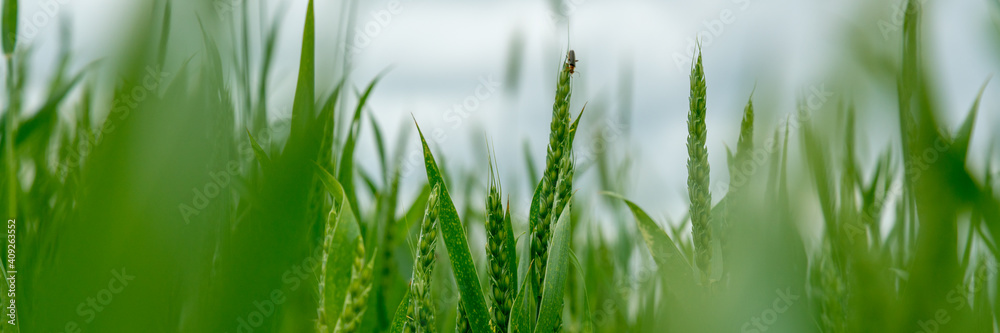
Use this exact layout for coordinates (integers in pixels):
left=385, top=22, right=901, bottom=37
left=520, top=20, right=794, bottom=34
left=567, top=50, right=578, bottom=74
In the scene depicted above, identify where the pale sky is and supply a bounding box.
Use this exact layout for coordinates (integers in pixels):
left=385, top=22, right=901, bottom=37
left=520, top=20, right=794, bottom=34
left=11, top=0, right=1000, bottom=226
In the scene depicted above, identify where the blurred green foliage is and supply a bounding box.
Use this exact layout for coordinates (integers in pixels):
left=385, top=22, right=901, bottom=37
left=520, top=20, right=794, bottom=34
left=0, top=0, right=997, bottom=332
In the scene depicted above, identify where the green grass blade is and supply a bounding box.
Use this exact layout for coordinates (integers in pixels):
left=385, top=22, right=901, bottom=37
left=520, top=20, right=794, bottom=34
left=195, top=16, right=224, bottom=89
left=351, top=75, right=387, bottom=126
left=528, top=179, right=543, bottom=233
left=534, top=202, right=572, bottom=333
left=255, top=6, right=284, bottom=130
left=566, top=104, right=586, bottom=149
left=388, top=290, right=413, bottom=333
left=315, top=80, right=345, bottom=172
left=1, top=0, right=16, bottom=55
left=245, top=129, right=271, bottom=167
left=802, top=127, right=838, bottom=242
left=156, top=0, right=171, bottom=65
left=358, top=166, right=380, bottom=198
left=370, top=114, right=388, bottom=182
left=337, top=77, right=384, bottom=222
left=414, top=120, right=491, bottom=333
left=524, top=179, right=543, bottom=302
left=508, top=264, right=533, bottom=333
left=765, top=128, right=782, bottom=198
left=315, top=164, right=363, bottom=324
left=503, top=204, right=518, bottom=287
left=14, top=70, right=86, bottom=145
left=605, top=192, right=697, bottom=292
left=45, top=18, right=71, bottom=95
left=523, top=140, right=539, bottom=189
left=568, top=251, right=593, bottom=333
left=289, top=0, right=315, bottom=139
left=954, top=78, right=989, bottom=160
left=779, top=122, right=790, bottom=206
left=389, top=120, right=412, bottom=168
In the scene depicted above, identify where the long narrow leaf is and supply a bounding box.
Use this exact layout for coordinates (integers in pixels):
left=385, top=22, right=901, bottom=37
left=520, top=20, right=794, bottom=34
left=289, top=0, right=315, bottom=139
left=246, top=129, right=271, bottom=167
left=388, top=290, right=412, bottom=333
left=502, top=204, right=517, bottom=288
left=15, top=70, right=87, bottom=145
left=534, top=202, right=572, bottom=333
left=315, top=164, right=363, bottom=323
left=569, top=251, right=593, bottom=333
left=953, top=78, right=989, bottom=159
left=338, top=77, right=384, bottom=222
left=605, top=193, right=698, bottom=293
left=1, top=0, right=16, bottom=55
left=414, top=120, right=490, bottom=333
left=508, top=259, right=535, bottom=333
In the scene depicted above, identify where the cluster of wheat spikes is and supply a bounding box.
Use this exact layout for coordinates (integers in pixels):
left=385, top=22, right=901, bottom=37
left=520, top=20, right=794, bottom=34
left=393, top=50, right=580, bottom=333
left=396, top=51, right=582, bottom=333
left=4, top=0, right=1000, bottom=332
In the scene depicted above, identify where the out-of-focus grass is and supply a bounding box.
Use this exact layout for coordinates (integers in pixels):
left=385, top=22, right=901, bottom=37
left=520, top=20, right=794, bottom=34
left=0, top=0, right=997, bottom=332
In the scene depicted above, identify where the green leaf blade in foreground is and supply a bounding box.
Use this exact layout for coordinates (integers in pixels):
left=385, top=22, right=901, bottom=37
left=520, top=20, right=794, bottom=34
left=534, top=203, right=572, bottom=333
left=315, top=164, right=362, bottom=324
left=414, top=121, right=491, bottom=333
